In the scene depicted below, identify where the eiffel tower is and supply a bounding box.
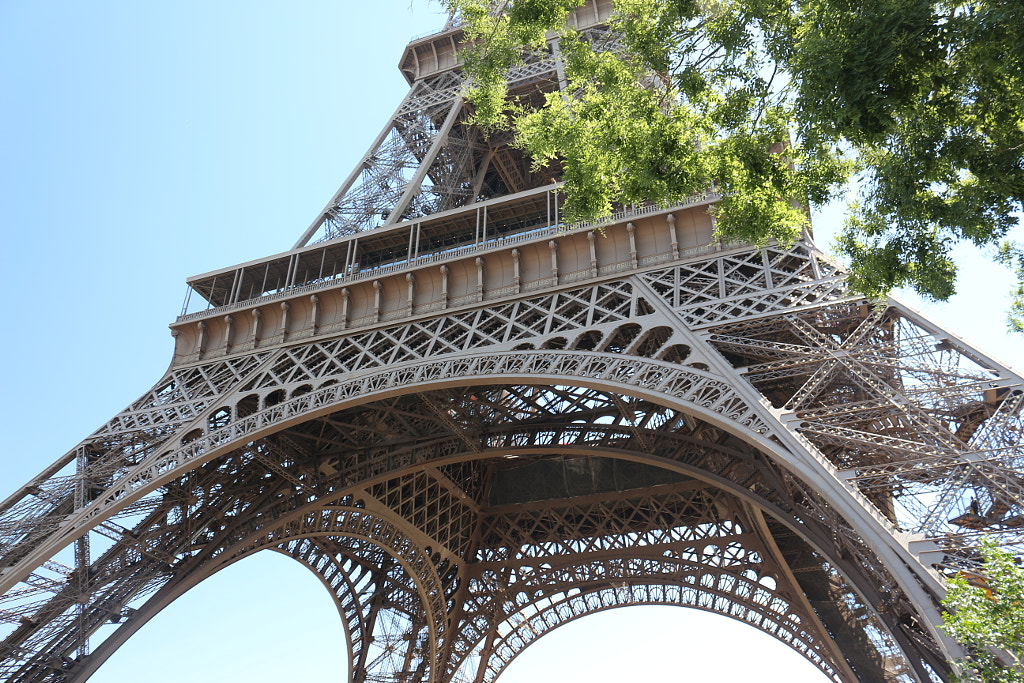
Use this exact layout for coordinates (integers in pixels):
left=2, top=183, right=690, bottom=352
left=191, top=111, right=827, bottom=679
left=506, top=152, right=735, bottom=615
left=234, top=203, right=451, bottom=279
left=2, top=3, right=1023, bottom=682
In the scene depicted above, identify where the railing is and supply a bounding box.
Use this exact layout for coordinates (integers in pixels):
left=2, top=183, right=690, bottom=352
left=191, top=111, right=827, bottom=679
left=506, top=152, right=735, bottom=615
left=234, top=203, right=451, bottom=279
left=176, top=192, right=722, bottom=324
left=257, top=243, right=740, bottom=334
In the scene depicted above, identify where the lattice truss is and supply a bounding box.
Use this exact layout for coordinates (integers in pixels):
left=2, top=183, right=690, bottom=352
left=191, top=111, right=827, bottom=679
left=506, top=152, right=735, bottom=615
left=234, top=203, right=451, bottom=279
left=302, top=26, right=626, bottom=245
left=704, top=300, right=1024, bottom=566
left=1, top=236, right=1019, bottom=681
left=1, top=382, right=931, bottom=682
left=446, top=486, right=848, bottom=683
left=305, top=57, right=552, bottom=244
left=8, top=1, right=1021, bottom=677
left=313, top=71, right=470, bottom=238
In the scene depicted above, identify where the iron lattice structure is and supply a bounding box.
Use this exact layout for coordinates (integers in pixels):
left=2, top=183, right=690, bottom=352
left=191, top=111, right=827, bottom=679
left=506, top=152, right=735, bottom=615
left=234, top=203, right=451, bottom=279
left=2, top=3, right=1022, bottom=681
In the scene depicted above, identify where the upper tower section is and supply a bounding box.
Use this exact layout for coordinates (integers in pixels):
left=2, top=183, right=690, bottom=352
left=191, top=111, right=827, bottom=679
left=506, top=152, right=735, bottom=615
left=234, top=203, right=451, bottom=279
left=397, top=26, right=462, bottom=86
left=293, top=0, right=616, bottom=248
left=176, top=0, right=726, bottom=330
left=397, top=0, right=613, bottom=85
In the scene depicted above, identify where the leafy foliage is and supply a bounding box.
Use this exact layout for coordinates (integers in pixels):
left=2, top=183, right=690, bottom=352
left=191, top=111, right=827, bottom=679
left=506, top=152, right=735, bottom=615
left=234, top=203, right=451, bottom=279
left=942, top=538, right=1024, bottom=682
left=996, top=243, right=1024, bottom=333
left=444, top=0, right=1024, bottom=326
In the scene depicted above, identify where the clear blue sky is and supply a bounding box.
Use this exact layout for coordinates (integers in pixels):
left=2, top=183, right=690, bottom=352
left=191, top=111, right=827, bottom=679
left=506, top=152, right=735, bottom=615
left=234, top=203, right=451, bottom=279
left=1, top=2, right=1019, bottom=681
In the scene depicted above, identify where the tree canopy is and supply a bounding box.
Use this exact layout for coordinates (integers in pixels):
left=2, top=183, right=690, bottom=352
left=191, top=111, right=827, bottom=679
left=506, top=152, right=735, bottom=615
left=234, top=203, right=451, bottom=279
left=942, top=538, right=1024, bottom=682
left=443, top=0, right=1024, bottom=329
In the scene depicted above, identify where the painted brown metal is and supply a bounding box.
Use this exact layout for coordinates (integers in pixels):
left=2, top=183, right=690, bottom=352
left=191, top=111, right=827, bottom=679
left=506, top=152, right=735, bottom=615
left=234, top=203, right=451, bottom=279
left=2, top=4, right=1022, bottom=682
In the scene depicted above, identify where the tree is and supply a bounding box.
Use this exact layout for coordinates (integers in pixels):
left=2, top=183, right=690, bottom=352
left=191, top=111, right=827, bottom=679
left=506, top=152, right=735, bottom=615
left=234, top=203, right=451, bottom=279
left=942, top=538, right=1024, bottom=682
left=443, top=0, right=1024, bottom=329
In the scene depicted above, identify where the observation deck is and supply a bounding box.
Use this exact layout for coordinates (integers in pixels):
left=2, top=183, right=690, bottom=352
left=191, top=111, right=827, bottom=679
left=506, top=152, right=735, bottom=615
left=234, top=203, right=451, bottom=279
left=170, top=186, right=723, bottom=366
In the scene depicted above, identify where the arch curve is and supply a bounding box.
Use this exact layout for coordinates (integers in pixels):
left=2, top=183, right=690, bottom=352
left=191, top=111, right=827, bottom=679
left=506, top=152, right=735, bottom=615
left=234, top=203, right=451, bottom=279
left=72, top=504, right=449, bottom=683
left=469, top=582, right=841, bottom=683
left=4, top=356, right=945, bottom=683
left=55, top=350, right=778, bottom=541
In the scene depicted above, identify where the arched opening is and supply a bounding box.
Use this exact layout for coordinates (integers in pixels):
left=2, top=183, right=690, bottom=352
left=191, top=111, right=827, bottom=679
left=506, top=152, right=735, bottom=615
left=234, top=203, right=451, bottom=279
left=633, top=326, right=673, bottom=358
left=179, top=428, right=203, bottom=445
left=207, top=406, right=231, bottom=430
left=570, top=330, right=603, bottom=351
left=36, top=370, right=930, bottom=683
left=498, top=606, right=831, bottom=683
left=88, top=551, right=347, bottom=683
left=540, top=336, right=567, bottom=350
left=236, top=393, right=260, bottom=419
left=661, top=343, right=691, bottom=364
left=85, top=564, right=832, bottom=683
left=601, top=323, right=642, bottom=353
left=264, top=388, right=286, bottom=408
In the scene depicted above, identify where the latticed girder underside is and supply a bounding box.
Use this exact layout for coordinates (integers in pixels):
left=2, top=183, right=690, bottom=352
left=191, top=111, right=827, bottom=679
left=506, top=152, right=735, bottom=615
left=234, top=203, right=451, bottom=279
left=6, top=3, right=1021, bottom=680
left=1, top=233, right=1021, bottom=681
left=296, top=21, right=621, bottom=247
left=4, top=371, right=986, bottom=682
left=705, top=302, right=1024, bottom=564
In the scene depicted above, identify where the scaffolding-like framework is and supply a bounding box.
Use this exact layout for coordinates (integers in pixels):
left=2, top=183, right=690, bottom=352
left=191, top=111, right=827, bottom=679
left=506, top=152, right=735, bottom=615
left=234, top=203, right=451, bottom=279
left=1, top=3, right=1021, bottom=681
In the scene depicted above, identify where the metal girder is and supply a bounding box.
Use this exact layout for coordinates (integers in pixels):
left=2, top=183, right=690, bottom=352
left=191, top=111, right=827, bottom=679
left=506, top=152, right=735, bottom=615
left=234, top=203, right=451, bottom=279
left=4, top=230, right=1020, bottom=681
left=3, top=5, right=1023, bottom=683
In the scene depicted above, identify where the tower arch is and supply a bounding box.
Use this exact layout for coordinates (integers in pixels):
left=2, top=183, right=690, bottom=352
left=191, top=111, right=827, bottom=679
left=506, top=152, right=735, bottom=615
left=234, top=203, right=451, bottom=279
left=3, top=4, right=1022, bottom=681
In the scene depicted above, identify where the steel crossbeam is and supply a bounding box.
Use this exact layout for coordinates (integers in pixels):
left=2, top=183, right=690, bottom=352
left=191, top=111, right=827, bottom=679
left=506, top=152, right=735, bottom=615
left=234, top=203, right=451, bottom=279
left=2, top=4, right=1022, bottom=682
